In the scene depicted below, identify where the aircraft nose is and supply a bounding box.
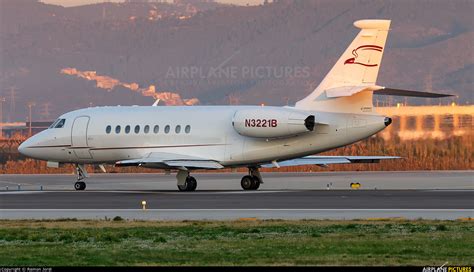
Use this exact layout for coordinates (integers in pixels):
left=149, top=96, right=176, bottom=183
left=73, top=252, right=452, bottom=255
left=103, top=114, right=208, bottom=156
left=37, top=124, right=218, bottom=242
left=18, top=140, right=29, bottom=156
left=18, top=138, right=34, bottom=157
left=384, top=117, right=392, bottom=127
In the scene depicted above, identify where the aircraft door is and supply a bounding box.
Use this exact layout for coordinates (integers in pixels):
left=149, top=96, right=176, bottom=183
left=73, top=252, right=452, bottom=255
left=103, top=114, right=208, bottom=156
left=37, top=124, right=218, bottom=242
left=71, top=116, right=93, bottom=159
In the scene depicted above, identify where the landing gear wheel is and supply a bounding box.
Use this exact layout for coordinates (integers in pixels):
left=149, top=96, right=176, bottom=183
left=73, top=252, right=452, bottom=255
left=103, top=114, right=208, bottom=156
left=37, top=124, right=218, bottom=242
left=188, top=176, right=197, bottom=191
left=242, top=167, right=263, bottom=191
left=178, top=176, right=197, bottom=192
left=241, top=175, right=255, bottom=190
left=74, top=181, right=86, bottom=191
left=251, top=176, right=261, bottom=190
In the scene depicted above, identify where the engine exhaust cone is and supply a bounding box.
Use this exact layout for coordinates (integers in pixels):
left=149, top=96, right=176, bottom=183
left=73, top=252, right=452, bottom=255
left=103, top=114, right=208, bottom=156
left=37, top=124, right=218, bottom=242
left=304, top=115, right=316, bottom=131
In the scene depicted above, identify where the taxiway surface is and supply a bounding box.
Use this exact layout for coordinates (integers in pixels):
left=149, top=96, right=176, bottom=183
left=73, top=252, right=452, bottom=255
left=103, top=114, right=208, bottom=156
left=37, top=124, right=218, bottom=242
left=1, top=171, right=472, bottom=220
left=1, top=189, right=473, bottom=209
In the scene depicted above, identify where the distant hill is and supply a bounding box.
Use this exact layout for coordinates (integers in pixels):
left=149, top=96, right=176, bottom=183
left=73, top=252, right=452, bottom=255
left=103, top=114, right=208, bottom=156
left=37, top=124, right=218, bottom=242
left=0, top=0, right=472, bottom=121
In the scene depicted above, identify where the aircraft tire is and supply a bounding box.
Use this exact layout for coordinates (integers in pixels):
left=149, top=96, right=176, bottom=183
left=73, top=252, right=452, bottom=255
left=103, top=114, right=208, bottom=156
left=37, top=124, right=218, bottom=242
left=178, top=176, right=197, bottom=191
left=251, top=176, right=261, bottom=190
left=187, top=176, right=197, bottom=191
left=241, top=175, right=254, bottom=190
left=74, top=181, right=86, bottom=191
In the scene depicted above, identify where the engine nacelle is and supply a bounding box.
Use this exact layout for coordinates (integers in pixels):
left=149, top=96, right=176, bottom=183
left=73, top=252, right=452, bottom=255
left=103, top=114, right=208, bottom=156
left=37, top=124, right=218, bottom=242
left=232, top=108, right=315, bottom=138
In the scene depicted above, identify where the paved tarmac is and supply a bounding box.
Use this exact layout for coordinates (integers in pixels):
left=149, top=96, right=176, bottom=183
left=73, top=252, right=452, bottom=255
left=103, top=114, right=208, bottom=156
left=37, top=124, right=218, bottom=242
left=0, top=171, right=472, bottom=220
left=1, top=171, right=473, bottom=191
left=1, top=189, right=473, bottom=209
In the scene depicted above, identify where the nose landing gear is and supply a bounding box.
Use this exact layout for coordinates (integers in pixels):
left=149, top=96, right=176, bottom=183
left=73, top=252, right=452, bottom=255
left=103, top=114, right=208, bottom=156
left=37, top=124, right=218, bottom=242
left=241, top=167, right=262, bottom=190
left=74, top=181, right=86, bottom=190
left=74, top=164, right=88, bottom=191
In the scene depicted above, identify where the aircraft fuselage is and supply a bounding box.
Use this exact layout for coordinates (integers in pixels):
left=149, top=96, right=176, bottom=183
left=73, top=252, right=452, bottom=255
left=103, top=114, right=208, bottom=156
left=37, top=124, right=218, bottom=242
left=19, top=105, right=388, bottom=167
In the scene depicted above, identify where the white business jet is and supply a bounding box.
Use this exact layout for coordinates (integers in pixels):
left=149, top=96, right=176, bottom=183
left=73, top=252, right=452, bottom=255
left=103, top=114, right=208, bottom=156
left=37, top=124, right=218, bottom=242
left=18, top=19, right=451, bottom=191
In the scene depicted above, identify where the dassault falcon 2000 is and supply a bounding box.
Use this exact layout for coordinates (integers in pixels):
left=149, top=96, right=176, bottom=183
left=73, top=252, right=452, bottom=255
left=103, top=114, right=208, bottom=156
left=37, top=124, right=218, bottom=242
left=19, top=19, right=451, bottom=191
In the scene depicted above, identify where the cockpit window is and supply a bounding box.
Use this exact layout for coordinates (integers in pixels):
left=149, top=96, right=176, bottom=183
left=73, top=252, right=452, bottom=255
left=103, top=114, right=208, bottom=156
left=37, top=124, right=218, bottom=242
left=49, top=119, right=65, bottom=129
left=49, top=119, right=60, bottom=129
left=54, top=119, right=66, bottom=128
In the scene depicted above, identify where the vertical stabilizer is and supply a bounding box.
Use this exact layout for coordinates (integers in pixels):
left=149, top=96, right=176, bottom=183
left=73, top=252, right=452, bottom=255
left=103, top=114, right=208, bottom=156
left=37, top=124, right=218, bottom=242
left=295, top=19, right=391, bottom=113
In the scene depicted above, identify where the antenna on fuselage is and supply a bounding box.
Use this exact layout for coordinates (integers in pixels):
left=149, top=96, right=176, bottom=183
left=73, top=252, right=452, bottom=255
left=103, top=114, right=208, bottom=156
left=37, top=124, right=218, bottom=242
left=152, top=99, right=160, bottom=107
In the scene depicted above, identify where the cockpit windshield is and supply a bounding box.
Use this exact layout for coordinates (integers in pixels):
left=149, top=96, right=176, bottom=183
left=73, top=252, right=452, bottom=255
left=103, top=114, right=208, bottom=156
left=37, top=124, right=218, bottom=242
left=55, top=119, right=66, bottom=128
left=49, top=119, right=59, bottom=128
left=49, top=119, right=66, bottom=129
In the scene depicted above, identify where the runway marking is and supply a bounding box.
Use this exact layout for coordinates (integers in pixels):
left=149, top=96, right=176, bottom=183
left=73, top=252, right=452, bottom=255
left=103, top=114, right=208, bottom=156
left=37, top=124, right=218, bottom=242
left=2, top=188, right=474, bottom=195
left=0, top=180, right=34, bottom=186
left=0, top=190, right=299, bottom=195
left=0, top=191, right=46, bottom=195
left=423, top=189, right=474, bottom=192
left=160, top=190, right=296, bottom=195
left=1, top=209, right=473, bottom=211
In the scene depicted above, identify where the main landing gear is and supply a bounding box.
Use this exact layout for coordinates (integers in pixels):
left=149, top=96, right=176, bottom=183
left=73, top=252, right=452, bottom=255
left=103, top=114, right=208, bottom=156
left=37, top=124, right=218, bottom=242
left=176, top=170, right=197, bottom=191
left=174, top=168, right=263, bottom=192
left=241, top=167, right=262, bottom=190
left=178, top=176, right=197, bottom=191
left=74, top=164, right=88, bottom=191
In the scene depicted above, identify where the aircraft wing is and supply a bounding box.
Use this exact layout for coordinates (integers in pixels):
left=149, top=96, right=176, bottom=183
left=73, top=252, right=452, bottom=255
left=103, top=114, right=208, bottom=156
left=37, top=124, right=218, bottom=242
left=115, top=152, right=224, bottom=169
left=261, top=155, right=400, bottom=168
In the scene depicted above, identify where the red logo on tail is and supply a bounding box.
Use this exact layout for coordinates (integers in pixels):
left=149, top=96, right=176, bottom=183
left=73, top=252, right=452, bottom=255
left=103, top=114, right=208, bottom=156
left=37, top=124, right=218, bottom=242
left=344, top=45, right=383, bottom=67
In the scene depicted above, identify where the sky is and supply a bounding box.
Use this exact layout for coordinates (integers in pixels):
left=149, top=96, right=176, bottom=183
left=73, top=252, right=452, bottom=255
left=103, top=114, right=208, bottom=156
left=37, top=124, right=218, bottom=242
left=40, top=0, right=264, bottom=7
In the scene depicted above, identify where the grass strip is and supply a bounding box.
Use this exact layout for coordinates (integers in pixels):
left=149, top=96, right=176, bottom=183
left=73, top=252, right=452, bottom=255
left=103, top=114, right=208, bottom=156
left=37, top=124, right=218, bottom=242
left=0, top=219, right=473, bottom=266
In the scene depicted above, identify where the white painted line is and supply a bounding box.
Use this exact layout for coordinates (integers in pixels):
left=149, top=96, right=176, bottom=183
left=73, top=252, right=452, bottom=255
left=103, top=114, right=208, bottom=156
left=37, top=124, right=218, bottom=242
left=1, top=209, right=473, bottom=212
left=0, top=180, right=34, bottom=186
left=0, top=190, right=300, bottom=194
left=423, top=189, right=474, bottom=192
left=161, top=190, right=295, bottom=195
left=0, top=191, right=46, bottom=195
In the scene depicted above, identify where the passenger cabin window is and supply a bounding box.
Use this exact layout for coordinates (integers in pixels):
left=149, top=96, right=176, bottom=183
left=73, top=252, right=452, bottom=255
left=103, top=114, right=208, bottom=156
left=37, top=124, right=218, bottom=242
left=134, top=125, right=140, bottom=134
left=125, top=125, right=131, bottom=134
left=185, top=125, right=191, bottom=134
left=164, top=125, right=170, bottom=134
left=144, top=125, right=150, bottom=134
left=175, top=125, right=181, bottom=134
left=115, top=125, right=121, bottom=134
left=106, top=125, right=112, bottom=134
left=153, top=125, right=159, bottom=134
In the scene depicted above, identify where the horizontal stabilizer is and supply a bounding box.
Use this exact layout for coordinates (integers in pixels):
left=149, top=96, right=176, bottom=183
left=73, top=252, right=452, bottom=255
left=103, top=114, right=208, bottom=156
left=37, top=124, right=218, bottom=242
left=325, top=85, right=454, bottom=98
left=325, top=85, right=381, bottom=98
left=261, top=155, right=400, bottom=168
left=374, top=88, right=454, bottom=98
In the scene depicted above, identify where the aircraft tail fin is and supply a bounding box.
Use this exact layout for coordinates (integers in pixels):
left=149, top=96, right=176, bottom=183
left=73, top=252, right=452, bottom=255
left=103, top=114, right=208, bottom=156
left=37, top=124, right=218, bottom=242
left=295, top=19, right=391, bottom=113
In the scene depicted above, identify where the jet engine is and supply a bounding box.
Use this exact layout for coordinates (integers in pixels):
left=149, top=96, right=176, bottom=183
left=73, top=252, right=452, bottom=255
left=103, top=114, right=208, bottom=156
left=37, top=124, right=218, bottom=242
left=232, top=108, right=315, bottom=138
